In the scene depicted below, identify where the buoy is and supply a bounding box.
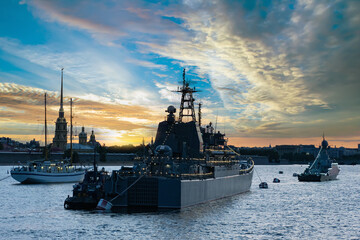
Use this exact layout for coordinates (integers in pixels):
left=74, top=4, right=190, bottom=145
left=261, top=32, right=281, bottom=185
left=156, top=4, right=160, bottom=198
left=96, top=199, right=113, bottom=210
left=259, top=182, right=268, bottom=189
left=273, top=178, right=280, bottom=183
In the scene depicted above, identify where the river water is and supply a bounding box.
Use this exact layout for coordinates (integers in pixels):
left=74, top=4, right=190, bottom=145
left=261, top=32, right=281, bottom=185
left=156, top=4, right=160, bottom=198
left=0, top=165, right=359, bottom=240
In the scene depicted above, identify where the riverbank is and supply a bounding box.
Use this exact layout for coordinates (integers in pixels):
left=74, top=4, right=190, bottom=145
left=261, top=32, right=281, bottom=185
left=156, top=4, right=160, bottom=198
left=1, top=151, right=358, bottom=166
left=0, top=152, right=135, bottom=166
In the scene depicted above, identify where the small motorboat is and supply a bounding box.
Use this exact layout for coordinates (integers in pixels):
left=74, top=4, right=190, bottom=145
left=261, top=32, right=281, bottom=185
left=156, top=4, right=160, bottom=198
left=259, top=182, right=268, bottom=189
left=273, top=178, right=280, bottom=183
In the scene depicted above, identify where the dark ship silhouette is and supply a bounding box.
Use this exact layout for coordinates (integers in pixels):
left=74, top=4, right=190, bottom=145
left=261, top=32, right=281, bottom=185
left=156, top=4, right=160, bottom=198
left=298, top=136, right=340, bottom=182
left=65, top=69, right=254, bottom=210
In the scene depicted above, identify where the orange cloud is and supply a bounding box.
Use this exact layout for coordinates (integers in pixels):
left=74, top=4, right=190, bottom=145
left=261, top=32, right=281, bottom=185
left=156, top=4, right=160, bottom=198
left=0, top=83, right=162, bottom=145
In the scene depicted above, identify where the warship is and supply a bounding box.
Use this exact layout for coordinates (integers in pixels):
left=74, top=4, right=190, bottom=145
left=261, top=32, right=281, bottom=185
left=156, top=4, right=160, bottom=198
left=64, top=69, right=254, bottom=210
left=95, top=69, right=254, bottom=210
left=298, top=136, right=340, bottom=182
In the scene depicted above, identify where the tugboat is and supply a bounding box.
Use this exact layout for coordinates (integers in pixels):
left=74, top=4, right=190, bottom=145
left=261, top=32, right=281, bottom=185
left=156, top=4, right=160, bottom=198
left=94, top=69, right=254, bottom=211
left=64, top=153, right=110, bottom=210
left=10, top=92, right=85, bottom=184
left=298, top=135, right=340, bottom=182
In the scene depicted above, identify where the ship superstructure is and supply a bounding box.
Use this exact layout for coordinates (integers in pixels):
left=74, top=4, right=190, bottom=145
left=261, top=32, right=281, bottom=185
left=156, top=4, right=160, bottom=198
left=96, top=69, right=253, bottom=210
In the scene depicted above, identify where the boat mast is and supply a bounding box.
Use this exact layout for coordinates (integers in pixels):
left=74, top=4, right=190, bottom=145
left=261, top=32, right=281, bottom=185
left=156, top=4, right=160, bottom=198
left=214, top=113, right=218, bottom=133
left=93, top=143, right=97, bottom=174
left=198, top=102, right=202, bottom=127
left=44, top=93, right=48, bottom=161
left=70, top=98, right=73, bottom=165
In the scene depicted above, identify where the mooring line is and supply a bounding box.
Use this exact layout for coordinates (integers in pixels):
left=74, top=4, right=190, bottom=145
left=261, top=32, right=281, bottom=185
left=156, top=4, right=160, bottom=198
left=0, top=175, right=10, bottom=182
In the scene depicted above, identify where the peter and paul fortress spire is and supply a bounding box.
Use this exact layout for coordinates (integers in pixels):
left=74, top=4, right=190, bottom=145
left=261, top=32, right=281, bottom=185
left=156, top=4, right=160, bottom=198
left=59, top=68, right=64, bottom=118
left=52, top=68, right=68, bottom=151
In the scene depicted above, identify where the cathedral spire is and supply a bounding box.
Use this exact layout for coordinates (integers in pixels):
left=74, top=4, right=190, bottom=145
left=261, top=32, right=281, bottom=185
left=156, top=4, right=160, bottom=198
left=52, top=68, right=67, bottom=151
left=59, top=68, right=64, bottom=118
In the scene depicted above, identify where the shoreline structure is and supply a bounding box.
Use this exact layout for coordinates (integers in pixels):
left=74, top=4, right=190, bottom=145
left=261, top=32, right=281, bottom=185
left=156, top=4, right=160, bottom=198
left=1, top=151, right=357, bottom=166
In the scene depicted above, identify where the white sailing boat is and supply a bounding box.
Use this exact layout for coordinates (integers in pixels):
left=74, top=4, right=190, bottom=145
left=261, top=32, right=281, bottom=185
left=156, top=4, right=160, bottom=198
left=11, top=92, right=85, bottom=184
left=10, top=159, right=85, bottom=184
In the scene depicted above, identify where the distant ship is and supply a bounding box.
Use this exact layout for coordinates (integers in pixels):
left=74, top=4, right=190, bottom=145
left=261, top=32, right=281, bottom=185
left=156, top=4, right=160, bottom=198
left=65, top=69, right=254, bottom=210
left=298, top=136, right=340, bottom=182
left=11, top=70, right=85, bottom=184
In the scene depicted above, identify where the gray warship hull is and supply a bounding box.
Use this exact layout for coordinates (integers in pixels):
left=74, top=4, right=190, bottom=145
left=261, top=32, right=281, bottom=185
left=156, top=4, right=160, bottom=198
left=106, top=169, right=253, bottom=209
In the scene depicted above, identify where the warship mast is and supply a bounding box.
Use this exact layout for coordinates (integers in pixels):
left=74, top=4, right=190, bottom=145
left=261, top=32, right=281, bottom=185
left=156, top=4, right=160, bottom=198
left=177, top=69, right=197, bottom=123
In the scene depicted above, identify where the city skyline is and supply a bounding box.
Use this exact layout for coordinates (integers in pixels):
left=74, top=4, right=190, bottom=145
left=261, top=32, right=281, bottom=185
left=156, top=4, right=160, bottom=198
left=1, top=1, right=360, bottom=148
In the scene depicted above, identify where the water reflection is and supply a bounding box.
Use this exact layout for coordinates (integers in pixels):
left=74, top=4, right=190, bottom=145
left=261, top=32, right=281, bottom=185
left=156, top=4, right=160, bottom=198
left=1, top=165, right=360, bottom=239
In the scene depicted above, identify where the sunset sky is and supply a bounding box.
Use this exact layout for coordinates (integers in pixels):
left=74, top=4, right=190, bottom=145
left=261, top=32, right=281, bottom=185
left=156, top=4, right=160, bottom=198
left=0, top=0, right=359, bottom=148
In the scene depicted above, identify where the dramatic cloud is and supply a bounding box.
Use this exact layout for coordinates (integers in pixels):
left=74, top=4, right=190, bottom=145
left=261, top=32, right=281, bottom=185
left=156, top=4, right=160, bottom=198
left=28, top=0, right=187, bottom=46
left=139, top=0, right=360, bottom=140
left=0, top=0, right=359, bottom=147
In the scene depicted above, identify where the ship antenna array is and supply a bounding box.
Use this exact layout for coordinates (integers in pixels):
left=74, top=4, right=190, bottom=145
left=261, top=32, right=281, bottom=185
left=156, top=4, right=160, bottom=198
left=176, top=68, right=198, bottom=123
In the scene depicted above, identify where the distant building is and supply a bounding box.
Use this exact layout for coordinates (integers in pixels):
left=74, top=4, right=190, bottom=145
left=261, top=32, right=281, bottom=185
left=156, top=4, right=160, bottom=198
left=327, top=146, right=342, bottom=159
left=66, top=143, right=94, bottom=153
left=27, top=139, right=40, bottom=149
left=79, top=127, right=87, bottom=145
left=0, top=137, right=9, bottom=145
left=343, top=148, right=358, bottom=156
left=274, top=145, right=299, bottom=157
left=0, top=137, right=27, bottom=151
left=298, top=145, right=317, bottom=157
left=66, top=128, right=100, bottom=153
left=88, top=130, right=99, bottom=147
